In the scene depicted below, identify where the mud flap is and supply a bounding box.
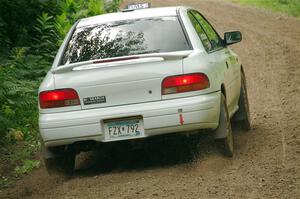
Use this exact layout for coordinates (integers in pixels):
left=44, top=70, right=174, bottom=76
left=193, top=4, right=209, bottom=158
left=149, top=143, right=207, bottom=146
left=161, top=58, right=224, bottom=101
left=214, top=95, right=229, bottom=139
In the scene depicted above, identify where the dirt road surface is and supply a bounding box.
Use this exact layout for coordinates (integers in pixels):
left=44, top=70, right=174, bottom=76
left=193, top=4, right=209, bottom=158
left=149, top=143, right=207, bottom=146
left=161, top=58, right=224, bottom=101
left=1, top=0, right=300, bottom=198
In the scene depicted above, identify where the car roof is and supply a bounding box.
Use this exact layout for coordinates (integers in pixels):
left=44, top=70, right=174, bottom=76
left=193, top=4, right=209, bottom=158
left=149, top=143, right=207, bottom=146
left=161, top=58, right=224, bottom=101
left=77, top=6, right=189, bottom=28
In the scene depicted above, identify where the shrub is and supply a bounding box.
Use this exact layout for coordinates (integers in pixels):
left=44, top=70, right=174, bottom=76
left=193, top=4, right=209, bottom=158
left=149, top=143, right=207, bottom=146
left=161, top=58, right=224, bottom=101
left=0, top=0, right=120, bottom=147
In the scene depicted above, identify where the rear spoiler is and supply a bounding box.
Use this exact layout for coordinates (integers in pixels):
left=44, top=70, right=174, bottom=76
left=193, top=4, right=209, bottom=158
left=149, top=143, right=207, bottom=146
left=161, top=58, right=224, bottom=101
left=51, top=50, right=192, bottom=74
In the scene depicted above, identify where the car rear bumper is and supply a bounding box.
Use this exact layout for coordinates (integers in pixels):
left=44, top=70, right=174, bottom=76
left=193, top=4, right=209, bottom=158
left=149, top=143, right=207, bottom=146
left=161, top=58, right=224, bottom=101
left=39, top=91, right=221, bottom=147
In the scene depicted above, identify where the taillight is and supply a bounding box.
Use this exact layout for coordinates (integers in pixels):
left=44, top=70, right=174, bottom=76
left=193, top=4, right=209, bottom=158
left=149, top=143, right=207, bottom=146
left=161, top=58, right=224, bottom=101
left=39, top=89, right=80, bottom=109
left=162, top=73, right=210, bottom=95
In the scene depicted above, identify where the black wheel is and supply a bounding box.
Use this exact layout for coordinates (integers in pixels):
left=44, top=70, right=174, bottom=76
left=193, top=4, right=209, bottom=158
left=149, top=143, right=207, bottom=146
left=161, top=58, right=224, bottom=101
left=234, top=71, right=251, bottom=130
left=44, top=150, right=76, bottom=175
left=215, top=94, right=234, bottom=157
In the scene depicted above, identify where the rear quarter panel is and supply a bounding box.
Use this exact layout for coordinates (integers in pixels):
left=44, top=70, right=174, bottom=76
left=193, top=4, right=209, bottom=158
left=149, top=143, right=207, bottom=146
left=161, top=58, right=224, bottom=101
left=182, top=50, right=223, bottom=93
left=178, top=8, right=224, bottom=95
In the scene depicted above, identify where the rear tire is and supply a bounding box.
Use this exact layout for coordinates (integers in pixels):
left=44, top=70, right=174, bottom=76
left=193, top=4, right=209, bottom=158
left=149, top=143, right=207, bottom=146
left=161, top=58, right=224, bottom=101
left=44, top=150, right=76, bottom=175
left=215, top=94, right=234, bottom=157
left=235, top=72, right=251, bottom=130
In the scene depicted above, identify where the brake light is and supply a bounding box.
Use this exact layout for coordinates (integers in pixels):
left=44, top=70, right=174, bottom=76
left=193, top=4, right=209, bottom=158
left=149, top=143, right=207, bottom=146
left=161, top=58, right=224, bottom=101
left=39, top=89, right=80, bottom=109
left=162, top=73, right=209, bottom=95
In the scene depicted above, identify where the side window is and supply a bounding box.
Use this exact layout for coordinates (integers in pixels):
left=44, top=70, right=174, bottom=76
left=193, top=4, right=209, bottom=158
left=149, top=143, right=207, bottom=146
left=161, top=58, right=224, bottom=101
left=187, top=12, right=213, bottom=52
left=191, top=11, right=223, bottom=50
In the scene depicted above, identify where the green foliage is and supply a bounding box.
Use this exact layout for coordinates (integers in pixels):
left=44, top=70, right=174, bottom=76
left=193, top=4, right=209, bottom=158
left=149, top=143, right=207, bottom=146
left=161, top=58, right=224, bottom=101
left=0, top=0, right=120, bottom=184
left=0, top=18, right=10, bottom=55
left=231, top=0, right=300, bottom=17
left=0, top=141, right=41, bottom=188
left=14, top=160, right=40, bottom=177
left=8, top=141, right=41, bottom=165
left=0, top=175, right=14, bottom=188
left=0, top=47, right=49, bottom=145
left=0, top=0, right=120, bottom=148
left=54, top=0, right=110, bottom=45
left=32, top=13, right=58, bottom=61
left=0, top=0, right=59, bottom=48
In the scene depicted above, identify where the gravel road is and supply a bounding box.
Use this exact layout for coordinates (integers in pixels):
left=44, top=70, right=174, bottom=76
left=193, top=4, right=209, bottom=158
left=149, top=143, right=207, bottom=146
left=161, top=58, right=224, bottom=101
left=1, top=0, right=300, bottom=198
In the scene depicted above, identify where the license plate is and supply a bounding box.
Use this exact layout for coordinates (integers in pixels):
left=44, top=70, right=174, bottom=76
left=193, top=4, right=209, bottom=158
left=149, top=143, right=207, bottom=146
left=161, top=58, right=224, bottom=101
left=103, top=117, right=144, bottom=141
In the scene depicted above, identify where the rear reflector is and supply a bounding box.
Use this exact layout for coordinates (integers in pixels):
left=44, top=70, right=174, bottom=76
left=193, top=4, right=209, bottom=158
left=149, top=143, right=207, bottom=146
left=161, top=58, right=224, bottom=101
left=162, top=73, right=209, bottom=95
left=39, top=89, right=80, bottom=109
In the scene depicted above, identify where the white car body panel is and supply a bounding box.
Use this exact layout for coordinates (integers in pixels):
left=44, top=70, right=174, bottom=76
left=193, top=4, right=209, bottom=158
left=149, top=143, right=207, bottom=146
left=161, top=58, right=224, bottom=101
left=40, top=92, right=220, bottom=147
left=38, top=6, right=243, bottom=148
left=54, top=58, right=183, bottom=110
left=77, top=7, right=178, bottom=28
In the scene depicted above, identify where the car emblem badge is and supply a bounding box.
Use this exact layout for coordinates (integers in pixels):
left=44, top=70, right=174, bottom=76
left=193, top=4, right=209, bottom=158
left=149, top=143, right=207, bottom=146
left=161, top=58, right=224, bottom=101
left=83, top=96, right=106, bottom=105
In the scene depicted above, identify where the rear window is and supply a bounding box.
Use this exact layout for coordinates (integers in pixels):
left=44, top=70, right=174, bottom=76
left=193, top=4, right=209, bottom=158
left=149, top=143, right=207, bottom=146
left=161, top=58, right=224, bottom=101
left=60, top=17, right=191, bottom=65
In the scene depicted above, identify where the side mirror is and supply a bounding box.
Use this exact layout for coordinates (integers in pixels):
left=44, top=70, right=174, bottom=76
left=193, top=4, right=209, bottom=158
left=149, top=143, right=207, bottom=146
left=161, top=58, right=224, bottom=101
left=224, top=31, right=242, bottom=46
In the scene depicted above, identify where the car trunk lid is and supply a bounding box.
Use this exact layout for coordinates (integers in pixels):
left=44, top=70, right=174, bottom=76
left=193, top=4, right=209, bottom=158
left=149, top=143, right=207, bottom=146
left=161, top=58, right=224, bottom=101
left=53, top=52, right=190, bottom=110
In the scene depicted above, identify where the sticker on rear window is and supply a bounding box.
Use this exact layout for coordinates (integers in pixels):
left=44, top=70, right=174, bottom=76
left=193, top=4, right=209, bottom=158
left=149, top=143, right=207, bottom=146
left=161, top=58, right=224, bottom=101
left=83, top=96, right=106, bottom=105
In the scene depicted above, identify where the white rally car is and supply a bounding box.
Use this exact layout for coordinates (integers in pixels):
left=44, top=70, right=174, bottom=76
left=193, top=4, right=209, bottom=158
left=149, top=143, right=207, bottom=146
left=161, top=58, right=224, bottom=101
left=38, top=4, right=250, bottom=173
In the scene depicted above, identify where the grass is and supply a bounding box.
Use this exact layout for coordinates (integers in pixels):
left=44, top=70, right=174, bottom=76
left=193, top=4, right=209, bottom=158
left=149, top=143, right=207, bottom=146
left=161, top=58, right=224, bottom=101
left=14, top=159, right=40, bottom=177
left=0, top=176, right=14, bottom=188
left=231, top=0, right=300, bottom=17
left=0, top=141, right=40, bottom=188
